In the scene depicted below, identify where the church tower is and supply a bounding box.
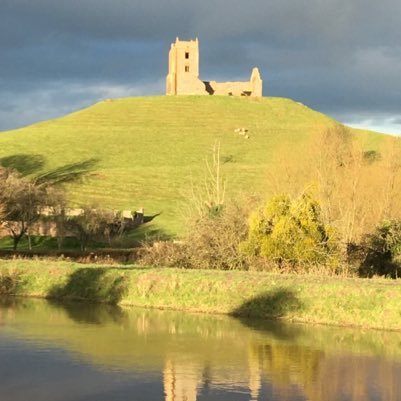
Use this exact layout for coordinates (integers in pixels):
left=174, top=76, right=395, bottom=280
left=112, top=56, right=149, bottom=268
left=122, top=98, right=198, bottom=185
left=166, top=38, right=207, bottom=95
left=166, top=38, right=263, bottom=97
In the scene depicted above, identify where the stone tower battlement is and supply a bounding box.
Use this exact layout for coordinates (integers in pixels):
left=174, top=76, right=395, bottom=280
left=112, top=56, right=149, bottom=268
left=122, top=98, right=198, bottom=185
left=166, top=38, right=263, bottom=97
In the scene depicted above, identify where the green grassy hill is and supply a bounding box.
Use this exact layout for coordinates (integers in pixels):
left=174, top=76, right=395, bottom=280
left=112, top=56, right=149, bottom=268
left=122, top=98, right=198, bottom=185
left=0, top=96, right=383, bottom=235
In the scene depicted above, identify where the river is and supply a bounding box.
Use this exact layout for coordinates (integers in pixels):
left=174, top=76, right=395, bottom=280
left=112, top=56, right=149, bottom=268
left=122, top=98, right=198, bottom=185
left=0, top=297, right=400, bottom=401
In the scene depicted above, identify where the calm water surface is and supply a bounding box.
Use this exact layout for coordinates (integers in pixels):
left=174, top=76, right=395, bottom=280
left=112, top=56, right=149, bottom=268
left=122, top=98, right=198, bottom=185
left=0, top=297, right=400, bottom=401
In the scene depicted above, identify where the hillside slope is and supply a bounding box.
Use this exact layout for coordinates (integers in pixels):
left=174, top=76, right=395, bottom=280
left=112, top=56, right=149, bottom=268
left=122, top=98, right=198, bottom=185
left=0, top=96, right=383, bottom=234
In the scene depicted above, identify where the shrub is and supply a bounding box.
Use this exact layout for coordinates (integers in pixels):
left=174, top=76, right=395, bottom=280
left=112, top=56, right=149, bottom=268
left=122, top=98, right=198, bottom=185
left=360, top=220, right=401, bottom=278
left=0, top=269, right=22, bottom=295
left=240, top=193, right=339, bottom=271
left=183, top=200, right=251, bottom=270
left=139, top=200, right=252, bottom=270
left=138, top=240, right=190, bottom=268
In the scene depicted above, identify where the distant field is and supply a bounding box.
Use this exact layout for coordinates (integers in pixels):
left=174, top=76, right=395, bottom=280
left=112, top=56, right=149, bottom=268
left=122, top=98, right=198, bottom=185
left=0, top=96, right=384, bottom=235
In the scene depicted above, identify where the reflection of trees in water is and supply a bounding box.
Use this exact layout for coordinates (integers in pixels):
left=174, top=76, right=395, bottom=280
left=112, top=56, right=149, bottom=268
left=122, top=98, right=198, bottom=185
left=303, top=355, right=401, bottom=401
left=160, top=334, right=401, bottom=401
left=247, top=339, right=401, bottom=401
left=253, top=342, right=323, bottom=388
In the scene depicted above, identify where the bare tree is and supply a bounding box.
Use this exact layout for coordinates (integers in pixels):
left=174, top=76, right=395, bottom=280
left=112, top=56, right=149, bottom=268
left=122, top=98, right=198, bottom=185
left=0, top=169, right=48, bottom=250
left=0, top=203, right=5, bottom=223
left=189, top=141, right=226, bottom=217
left=0, top=166, right=68, bottom=250
left=65, top=207, right=126, bottom=251
left=377, top=136, right=401, bottom=221
left=44, top=187, right=68, bottom=250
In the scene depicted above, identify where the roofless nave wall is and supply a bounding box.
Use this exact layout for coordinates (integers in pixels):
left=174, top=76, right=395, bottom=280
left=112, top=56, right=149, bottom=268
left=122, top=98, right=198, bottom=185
left=166, top=38, right=263, bottom=97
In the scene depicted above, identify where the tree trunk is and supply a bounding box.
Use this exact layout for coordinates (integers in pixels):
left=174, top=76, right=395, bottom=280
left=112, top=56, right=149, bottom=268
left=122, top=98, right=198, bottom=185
left=80, top=233, right=87, bottom=252
left=55, top=215, right=66, bottom=250
left=57, top=236, right=64, bottom=251
left=13, top=236, right=18, bottom=251
left=12, top=233, right=24, bottom=251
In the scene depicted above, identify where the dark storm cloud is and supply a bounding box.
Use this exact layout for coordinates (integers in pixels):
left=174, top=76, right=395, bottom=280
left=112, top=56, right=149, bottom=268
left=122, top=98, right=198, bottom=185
left=391, top=118, right=401, bottom=125
left=1, top=0, right=401, bottom=132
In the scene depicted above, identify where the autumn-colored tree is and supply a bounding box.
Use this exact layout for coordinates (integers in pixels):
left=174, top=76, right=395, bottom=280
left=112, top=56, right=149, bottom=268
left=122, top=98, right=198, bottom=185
left=267, top=125, right=401, bottom=251
left=376, top=136, right=401, bottom=221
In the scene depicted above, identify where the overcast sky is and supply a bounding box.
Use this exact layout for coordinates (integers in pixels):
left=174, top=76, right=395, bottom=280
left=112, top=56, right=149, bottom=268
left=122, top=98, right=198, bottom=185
left=1, top=0, right=400, bottom=134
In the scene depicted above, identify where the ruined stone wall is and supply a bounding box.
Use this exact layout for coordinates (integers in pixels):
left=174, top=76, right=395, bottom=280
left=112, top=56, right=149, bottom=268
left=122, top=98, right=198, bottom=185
left=206, top=68, right=262, bottom=97
left=166, top=38, right=263, bottom=97
left=0, top=220, right=60, bottom=238
left=0, top=208, right=139, bottom=239
left=207, top=81, right=253, bottom=96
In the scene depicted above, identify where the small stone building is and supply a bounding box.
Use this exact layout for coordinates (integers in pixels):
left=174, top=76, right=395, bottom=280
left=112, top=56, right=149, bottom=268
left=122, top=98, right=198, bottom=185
left=166, top=38, right=263, bottom=97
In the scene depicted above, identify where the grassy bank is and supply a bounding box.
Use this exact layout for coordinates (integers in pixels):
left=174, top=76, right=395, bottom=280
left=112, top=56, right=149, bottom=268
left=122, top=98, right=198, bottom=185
left=1, top=259, right=400, bottom=331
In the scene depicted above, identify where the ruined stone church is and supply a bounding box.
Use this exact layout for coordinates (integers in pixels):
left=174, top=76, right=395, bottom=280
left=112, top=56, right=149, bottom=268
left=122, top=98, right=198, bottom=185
left=166, top=38, right=263, bottom=97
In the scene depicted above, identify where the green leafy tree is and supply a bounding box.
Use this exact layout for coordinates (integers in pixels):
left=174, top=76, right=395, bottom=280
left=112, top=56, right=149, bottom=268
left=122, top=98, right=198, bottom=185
left=360, top=220, right=401, bottom=278
left=240, top=193, right=338, bottom=269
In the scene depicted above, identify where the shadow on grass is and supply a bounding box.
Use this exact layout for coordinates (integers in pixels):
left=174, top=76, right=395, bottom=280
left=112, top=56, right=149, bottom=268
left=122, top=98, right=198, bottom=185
left=35, top=158, right=99, bottom=185
left=0, top=154, right=45, bottom=176
left=0, top=154, right=99, bottom=185
left=231, top=287, right=304, bottom=320
left=48, top=267, right=128, bottom=304
left=231, top=287, right=305, bottom=341
left=124, top=222, right=172, bottom=245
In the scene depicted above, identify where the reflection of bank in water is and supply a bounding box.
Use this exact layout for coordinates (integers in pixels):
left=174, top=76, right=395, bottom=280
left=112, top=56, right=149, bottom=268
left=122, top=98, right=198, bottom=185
left=2, top=299, right=401, bottom=401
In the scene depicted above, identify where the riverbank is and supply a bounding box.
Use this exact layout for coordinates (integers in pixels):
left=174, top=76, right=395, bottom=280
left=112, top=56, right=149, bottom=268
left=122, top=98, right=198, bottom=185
left=1, top=259, right=400, bottom=331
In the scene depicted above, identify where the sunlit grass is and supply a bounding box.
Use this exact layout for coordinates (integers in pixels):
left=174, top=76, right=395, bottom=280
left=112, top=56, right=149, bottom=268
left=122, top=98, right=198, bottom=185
left=1, top=259, right=401, bottom=331
left=0, top=96, right=384, bottom=235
